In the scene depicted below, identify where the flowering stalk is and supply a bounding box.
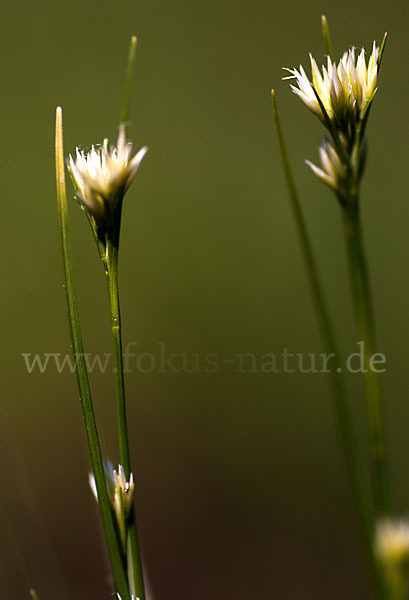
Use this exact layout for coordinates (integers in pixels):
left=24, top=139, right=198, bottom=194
left=68, top=36, right=147, bottom=600
left=106, top=235, right=145, bottom=599
left=339, top=35, right=389, bottom=520
left=55, top=107, right=131, bottom=600
left=107, top=36, right=145, bottom=600
left=284, top=20, right=390, bottom=518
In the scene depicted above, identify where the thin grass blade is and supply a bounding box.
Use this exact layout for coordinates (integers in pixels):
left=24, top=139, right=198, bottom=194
left=55, top=107, right=130, bottom=600
left=270, top=90, right=383, bottom=598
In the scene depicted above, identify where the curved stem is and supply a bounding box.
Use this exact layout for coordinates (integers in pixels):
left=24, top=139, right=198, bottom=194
left=342, top=201, right=390, bottom=518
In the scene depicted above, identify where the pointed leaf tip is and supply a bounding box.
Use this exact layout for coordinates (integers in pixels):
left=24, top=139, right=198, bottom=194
left=321, top=15, right=333, bottom=61
left=377, top=32, right=388, bottom=69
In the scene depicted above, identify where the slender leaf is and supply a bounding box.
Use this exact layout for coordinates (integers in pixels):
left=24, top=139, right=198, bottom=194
left=55, top=107, right=130, bottom=600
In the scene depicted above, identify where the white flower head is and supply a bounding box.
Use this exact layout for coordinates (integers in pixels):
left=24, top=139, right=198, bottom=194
left=68, top=125, right=147, bottom=229
left=283, top=42, right=379, bottom=127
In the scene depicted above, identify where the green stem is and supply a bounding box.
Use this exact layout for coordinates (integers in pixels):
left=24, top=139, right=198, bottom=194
left=106, top=237, right=146, bottom=600
left=106, top=239, right=131, bottom=475
left=271, top=91, right=383, bottom=598
left=55, top=108, right=130, bottom=600
left=342, top=201, right=390, bottom=518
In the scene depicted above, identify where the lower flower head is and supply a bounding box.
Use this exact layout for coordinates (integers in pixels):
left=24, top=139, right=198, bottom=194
left=89, top=461, right=135, bottom=522
left=375, top=519, right=409, bottom=597
left=305, top=138, right=350, bottom=202
left=375, top=519, right=409, bottom=566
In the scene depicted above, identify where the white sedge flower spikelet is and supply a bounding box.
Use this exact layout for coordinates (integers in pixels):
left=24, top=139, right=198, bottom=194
left=283, top=42, right=379, bottom=127
left=111, top=464, right=135, bottom=521
left=68, top=125, right=147, bottom=230
left=89, top=463, right=134, bottom=551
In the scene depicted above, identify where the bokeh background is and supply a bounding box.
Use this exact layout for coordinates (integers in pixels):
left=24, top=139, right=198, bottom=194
left=2, top=0, right=409, bottom=598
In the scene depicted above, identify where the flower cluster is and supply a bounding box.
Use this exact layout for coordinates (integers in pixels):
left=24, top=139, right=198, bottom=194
left=68, top=126, right=147, bottom=231
left=284, top=40, right=381, bottom=202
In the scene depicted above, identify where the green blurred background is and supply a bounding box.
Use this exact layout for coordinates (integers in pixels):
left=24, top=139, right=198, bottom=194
left=2, top=0, right=409, bottom=598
